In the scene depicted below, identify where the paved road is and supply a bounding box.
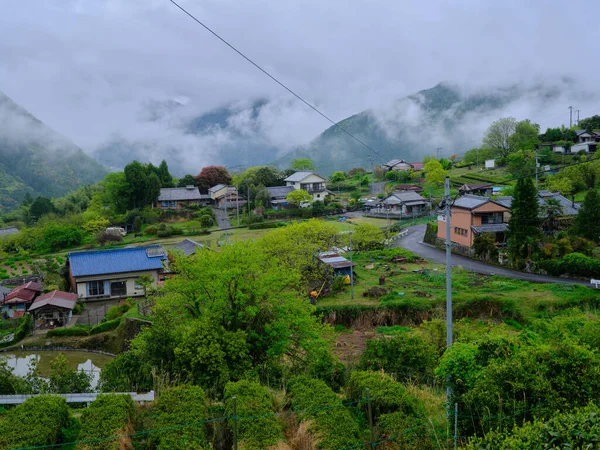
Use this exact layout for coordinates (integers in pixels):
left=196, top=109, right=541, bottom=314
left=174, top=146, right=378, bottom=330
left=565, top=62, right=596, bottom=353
left=393, top=225, right=588, bottom=285
left=213, top=208, right=231, bottom=230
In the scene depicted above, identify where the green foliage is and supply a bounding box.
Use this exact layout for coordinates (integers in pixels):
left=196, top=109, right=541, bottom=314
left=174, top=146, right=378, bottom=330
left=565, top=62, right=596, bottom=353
left=424, top=159, right=447, bottom=185
left=0, top=396, right=70, bottom=448
left=360, top=333, right=437, bottom=384
left=473, top=233, right=497, bottom=260
left=47, top=326, right=89, bottom=337
left=77, top=394, right=135, bottom=450
left=291, top=158, right=316, bottom=171
left=106, top=302, right=132, bottom=321
left=385, top=170, right=413, bottom=182
left=38, top=222, right=87, bottom=252
left=482, top=117, right=518, bottom=157
left=82, top=216, right=110, bottom=234
left=575, top=189, right=600, bottom=242
left=286, top=189, right=312, bottom=206
left=198, top=214, right=214, bottom=229
left=47, top=353, right=92, bottom=394
left=177, top=174, right=197, bottom=187
left=538, top=252, right=600, bottom=278
left=507, top=177, right=540, bottom=260
left=195, top=166, right=232, bottom=191
left=288, top=376, right=361, bottom=449
left=30, top=196, right=56, bottom=219
left=124, top=160, right=162, bottom=210
left=352, top=223, right=385, bottom=251
left=329, top=171, right=347, bottom=183
left=224, top=380, right=283, bottom=449
left=90, top=318, right=121, bottom=335
left=0, top=313, right=32, bottom=348
left=100, top=351, right=154, bottom=393
left=248, top=221, right=286, bottom=230
left=144, top=225, right=158, bottom=235
left=578, top=114, right=600, bottom=131
left=0, top=359, right=29, bottom=394
left=154, top=385, right=209, bottom=449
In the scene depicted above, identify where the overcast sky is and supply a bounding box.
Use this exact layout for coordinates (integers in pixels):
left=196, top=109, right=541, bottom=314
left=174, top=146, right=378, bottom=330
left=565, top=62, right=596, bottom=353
left=1, top=0, right=599, bottom=159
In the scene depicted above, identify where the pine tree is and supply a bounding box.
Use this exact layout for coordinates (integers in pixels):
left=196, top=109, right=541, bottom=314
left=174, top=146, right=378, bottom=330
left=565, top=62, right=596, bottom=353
left=507, top=177, right=540, bottom=260
left=575, top=189, right=600, bottom=242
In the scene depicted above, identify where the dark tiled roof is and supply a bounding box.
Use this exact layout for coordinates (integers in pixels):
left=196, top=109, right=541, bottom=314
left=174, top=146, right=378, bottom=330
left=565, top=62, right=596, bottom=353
left=157, top=187, right=202, bottom=201
left=496, top=193, right=580, bottom=216
left=28, top=290, right=77, bottom=311
left=284, top=171, right=326, bottom=182
left=471, top=224, right=508, bottom=234
left=0, top=227, right=19, bottom=237
left=453, top=195, right=490, bottom=210
left=208, top=184, right=227, bottom=193
left=169, top=239, right=204, bottom=256
left=69, top=245, right=165, bottom=277
left=266, top=185, right=295, bottom=199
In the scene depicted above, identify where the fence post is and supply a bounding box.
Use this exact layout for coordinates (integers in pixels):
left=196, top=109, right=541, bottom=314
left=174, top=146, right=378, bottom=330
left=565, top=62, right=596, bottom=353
left=454, top=402, right=458, bottom=450
left=232, top=396, right=238, bottom=450
left=366, top=388, right=375, bottom=449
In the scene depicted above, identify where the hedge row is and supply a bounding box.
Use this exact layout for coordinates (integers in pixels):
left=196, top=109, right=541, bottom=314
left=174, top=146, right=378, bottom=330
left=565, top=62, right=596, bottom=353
left=0, top=396, right=70, bottom=448
left=90, top=318, right=122, bottom=335
left=76, top=394, right=135, bottom=450
left=248, top=221, right=287, bottom=230
left=154, top=385, right=209, bottom=449
left=47, top=326, right=89, bottom=337
left=288, top=376, right=361, bottom=450
left=224, top=380, right=282, bottom=450
left=0, top=313, right=32, bottom=349
left=538, top=252, right=600, bottom=279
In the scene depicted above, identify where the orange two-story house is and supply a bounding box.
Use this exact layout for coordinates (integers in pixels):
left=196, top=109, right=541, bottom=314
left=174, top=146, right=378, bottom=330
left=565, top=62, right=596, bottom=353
left=437, top=195, right=509, bottom=248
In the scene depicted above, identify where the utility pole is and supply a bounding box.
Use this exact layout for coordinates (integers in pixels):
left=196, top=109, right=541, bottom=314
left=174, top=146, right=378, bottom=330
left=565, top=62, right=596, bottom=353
left=349, top=231, right=354, bottom=300
left=368, top=156, right=375, bottom=196
left=575, top=109, right=581, bottom=126
left=569, top=106, right=573, bottom=128
left=247, top=185, right=250, bottom=216
left=236, top=185, right=240, bottom=226
left=444, top=176, right=453, bottom=409
left=535, top=148, right=539, bottom=189
left=437, top=147, right=443, bottom=159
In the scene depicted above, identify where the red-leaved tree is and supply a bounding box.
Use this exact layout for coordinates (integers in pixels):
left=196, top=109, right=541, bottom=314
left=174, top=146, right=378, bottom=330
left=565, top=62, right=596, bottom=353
left=195, top=166, right=232, bottom=190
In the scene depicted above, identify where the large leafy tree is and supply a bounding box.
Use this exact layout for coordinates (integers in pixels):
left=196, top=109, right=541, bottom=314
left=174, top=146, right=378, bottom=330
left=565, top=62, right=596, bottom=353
left=123, top=160, right=161, bottom=209
left=482, top=117, right=518, bottom=157
left=578, top=114, right=600, bottom=132
left=157, top=159, right=174, bottom=188
left=291, top=158, right=315, bottom=171
left=423, top=159, right=446, bottom=185
left=286, top=189, right=312, bottom=206
left=508, top=119, right=540, bottom=152
left=575, top=189, right=600, bottom=242
left=507, top=177, right=540, bottom=259
left=29, top=197, right=55, bottom=219
left=195, top=166, right=232, bottom=191
left=176, top=174, right=196, bottom=187
left=541, top=198, right=563, bottom=233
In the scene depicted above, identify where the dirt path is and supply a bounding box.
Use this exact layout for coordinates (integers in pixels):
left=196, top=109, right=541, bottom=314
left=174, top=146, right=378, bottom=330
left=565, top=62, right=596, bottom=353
left=333, top=330, right=375, bottom=364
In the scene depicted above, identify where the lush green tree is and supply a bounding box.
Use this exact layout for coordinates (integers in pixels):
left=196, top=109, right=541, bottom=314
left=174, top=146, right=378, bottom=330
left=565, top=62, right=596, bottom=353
left=439, top=158, right=452, bottom=170
left=483, top=117, right=518, bottom=157
left=508, top=119, right=540, bottom=151
left=462, top=147, right=498, bottom=165
left=29, top=196, right=55, bottom=220
left=347, top=167, right=366, bottom=178
left=541, top=198, right=563, bottom=233
left=506, top=149, right=535, bottom=177
left=575, top=189, right=600, bottom=242
left=352, top=223, right=385, bottom=251
left=157, top=159, right=174, bottom=187
left=198, top=214, right=214, bottom=229
left=254, top=186, right=271, bottom=208
left=47, top=353, right=92, bottom=394
left=38, top=222, right=87, bottom=253
left=424, top=159, right=447, bottom=185
left=329, top=171, right=347, bottom=183
left=473, top=233, right=497, bottom=260
left=177, top=174, right=197, bottom=187
left=507, top=177, right=540, bottom=260
left=0, top=359, right=29, bottom=394
left=286, top=189, right=312, bottom=206
left=101, top=172, right=129, bottom=214
left=291, top=158, right=315, bottom=171
left=195, top=165, right=232, bottom=191
left=578, top=114, right=600, bottom=131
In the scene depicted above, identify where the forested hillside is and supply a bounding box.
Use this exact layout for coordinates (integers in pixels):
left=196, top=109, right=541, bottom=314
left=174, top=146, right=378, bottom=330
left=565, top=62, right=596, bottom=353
left=0, top=90, right=107, bottom=212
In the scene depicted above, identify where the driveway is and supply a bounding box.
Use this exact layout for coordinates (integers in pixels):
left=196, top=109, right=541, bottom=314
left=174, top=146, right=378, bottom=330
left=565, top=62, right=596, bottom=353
left=371, top=181, right=386, bottom=195
left=393, top=225, right=588, bottom=285
left=213, top=208, right=231, bottom=230
left=77, top=300, right=121, bottom=326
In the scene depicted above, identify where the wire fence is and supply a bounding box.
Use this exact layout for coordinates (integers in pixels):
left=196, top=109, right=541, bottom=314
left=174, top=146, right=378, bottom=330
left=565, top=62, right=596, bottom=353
left=12, top=394, right=548, bottom=450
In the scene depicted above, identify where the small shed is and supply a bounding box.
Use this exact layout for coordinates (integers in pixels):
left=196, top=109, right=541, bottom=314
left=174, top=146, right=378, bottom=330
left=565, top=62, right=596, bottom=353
left=2, top=282, right=43, bottom=318
left=318, top=252, right=356, bottom=277
left=28, top=290, right=77, bottom=329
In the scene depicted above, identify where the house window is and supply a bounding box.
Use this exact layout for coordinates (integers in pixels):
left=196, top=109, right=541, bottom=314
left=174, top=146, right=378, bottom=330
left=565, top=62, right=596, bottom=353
left=317, top=194, right=320, bottom=198
left=161, top=201, right=177, bottom=208
left=454, top=227, right=468, bottom=236
left=88, top=281, right=105, bottom=297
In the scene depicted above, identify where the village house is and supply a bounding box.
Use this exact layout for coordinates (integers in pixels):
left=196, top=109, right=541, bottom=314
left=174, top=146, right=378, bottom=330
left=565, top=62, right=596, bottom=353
left=266, top=185, right=295, bottom=210
left=284, top=172, right=328, bottom=202
left=554, top=130, right=600, bottom=153
left=458, top=183, right=493, bottom=196
left=68, top=245, right=167, bottom=301
left=168, top=238, right=205, bottom=256
left=0, top=226, right=19, bottom=238
left=383, top=159, right=424, bottom=171
left=1, top=281, right=43, bottom=318
left=393, top=184, right=423, bottom=193
left=28, top=290, right=77, bottom=330
left=437, top=195, right=510, bottom=248
left=156, top=186, right=208, bottom=210
left=495, top=191, right=580, bottom=217
left=381, top=191, right=428, bottom=215
left=209, top=184, right=246, bottom=209
left=318, top=251, right=356, bottom=278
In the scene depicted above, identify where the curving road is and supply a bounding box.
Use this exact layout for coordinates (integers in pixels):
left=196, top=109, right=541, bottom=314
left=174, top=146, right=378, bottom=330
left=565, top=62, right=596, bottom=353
left=392, top=224, right=588, bottom=286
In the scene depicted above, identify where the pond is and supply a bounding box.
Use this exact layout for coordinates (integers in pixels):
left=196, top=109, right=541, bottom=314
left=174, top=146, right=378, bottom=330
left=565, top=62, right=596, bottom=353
left=0, top=350, right=114, bottom=390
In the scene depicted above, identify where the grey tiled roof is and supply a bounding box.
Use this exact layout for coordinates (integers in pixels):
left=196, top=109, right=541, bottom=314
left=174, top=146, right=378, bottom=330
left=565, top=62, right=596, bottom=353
left=267, top=185, right=295, bottom=199
left=169, top=239, right=204, bottom=256
left=471, top=223, right=508, bottom=234
left=496, top=193, right=580, bottom=216
left=0, top=227, right=19, bottom=237
left=284, top=171, right=326, bottom=182
left=453, top=195, right=490, bottom=210
left=157, top=187, right=202, bottom=202
left=208, top=184, right=227, bottom=193
left=383, top=190, right=426, bottom=205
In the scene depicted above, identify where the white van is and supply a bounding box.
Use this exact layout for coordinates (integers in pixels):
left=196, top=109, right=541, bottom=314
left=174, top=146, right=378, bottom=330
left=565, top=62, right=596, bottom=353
left=105, top=227, right=127, bottom=237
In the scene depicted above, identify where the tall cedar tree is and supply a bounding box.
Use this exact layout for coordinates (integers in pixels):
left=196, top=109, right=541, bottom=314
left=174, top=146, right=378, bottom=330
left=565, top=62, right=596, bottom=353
left=507, top=177, right=540, bottom=259
left=195, top=166, right=232, bottom=191
left=575, top=189, right=600, bottom=242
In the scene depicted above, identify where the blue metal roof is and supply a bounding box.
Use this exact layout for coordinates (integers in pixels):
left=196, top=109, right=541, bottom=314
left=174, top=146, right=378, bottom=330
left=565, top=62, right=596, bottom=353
left=68, top=245, right=165, bottom=277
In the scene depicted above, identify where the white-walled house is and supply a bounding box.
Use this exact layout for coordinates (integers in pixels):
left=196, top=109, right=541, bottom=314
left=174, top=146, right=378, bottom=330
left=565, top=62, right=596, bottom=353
left=284, top=172, right=328, bottom=201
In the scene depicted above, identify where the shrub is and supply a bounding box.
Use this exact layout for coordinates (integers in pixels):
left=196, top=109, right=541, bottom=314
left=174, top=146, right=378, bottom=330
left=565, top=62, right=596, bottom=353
left=248, top=221, right=286, bottom=230
left=224, top=380, right=283, bottom=449
left=144, top=225, right=158, bottom=235
left=105, top=302, right=131, bottom=321
left=0, top=396, right=70, bottom=448
left=360, top=332, right=438, bottom=384
left=96, top=231, right=123, bottom=246
left=90, top=318, right=121, bottom=335
left=0, top=314, right=32, bottom=348
left=154, top=385, right=209, bottom=449
left=47, top=326, right=89, bottom=337
left=77, top=394, right=135, bottom=450
left=288, top=376, right=361, bottom=449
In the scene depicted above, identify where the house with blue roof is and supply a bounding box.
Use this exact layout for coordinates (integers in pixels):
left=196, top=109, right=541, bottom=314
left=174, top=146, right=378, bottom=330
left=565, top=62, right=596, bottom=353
left=68, top=245, right=167, bottom=301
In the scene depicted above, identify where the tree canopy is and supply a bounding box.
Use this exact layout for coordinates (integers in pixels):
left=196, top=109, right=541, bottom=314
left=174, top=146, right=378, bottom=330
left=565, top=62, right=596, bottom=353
left=195, top=166, right=232, bottom=191
left=482, top=117, right=518, bottom=157
left=291, top=158, right=315, bottom=171
left=507, top=177, right=540, bottom=259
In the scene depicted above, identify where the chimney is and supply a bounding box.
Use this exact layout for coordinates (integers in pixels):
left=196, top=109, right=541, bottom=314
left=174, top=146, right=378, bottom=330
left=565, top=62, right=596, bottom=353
left=185, top=185, right=194, bottom=190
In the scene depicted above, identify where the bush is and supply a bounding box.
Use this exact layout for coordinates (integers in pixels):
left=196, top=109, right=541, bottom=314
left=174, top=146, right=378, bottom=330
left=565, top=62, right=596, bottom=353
left=224, top=380, right=282, bottom=449
left=248, top=221, right=286, bottom=230
left=0, top=396, right=70, bottom=448
left=96, top=231, right=123, bottom=246
left=360, top=332, right=438, bottom=384
left=105, top=302, right=131, bottom=321
left=538, top=252, right=600, bottom=278
left=38, top=223, right=87, bottom=253
left=0, top=314, right=32, bottom=348
left=47, top=326, right=89, bottom=337
left=288, top=376, right=361, bottom=450
left=154, top=385, right=209, bottom=449
left=144, top=225, right=158, bottom=235
left=90, top=318, right=121, bottom=335
left=77, top=394, right=135, bottom=450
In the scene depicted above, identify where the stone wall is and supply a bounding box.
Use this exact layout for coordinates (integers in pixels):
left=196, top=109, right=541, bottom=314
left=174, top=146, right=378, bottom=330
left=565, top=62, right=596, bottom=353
left=0, top=275, right=42, bottom=287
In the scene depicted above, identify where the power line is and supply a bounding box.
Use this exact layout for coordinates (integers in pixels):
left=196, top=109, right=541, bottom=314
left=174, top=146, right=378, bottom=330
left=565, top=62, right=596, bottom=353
left=168, top=0, right=386, bottom=163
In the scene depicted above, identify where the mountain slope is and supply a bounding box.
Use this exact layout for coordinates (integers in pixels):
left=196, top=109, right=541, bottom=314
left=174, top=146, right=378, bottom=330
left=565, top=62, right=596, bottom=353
left=0, top=91, right=107, bottom=212
left=275, top=81, right=572, bottom=174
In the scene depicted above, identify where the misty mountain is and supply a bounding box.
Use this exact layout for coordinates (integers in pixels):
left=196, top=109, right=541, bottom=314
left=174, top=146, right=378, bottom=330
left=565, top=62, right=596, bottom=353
left=275, top=81, right=571, bottom=174
left=92, top=99, right=280, bottom=175
left=0, top=90, right=107, bottom=212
